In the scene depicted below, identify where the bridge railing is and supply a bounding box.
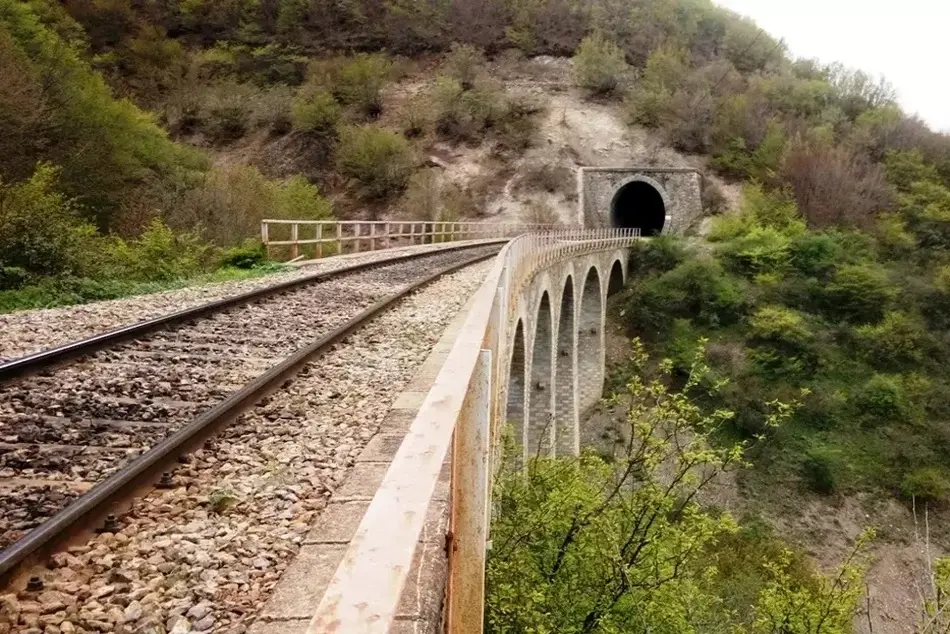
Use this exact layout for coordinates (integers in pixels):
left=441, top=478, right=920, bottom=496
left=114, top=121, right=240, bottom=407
left=307, top=228, right=640, bottom=633
left=260, top=219, right=555, bottom=261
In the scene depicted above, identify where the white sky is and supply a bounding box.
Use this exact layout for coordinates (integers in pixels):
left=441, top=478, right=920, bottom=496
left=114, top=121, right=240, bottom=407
left=713, top=0, right=950, bottom=132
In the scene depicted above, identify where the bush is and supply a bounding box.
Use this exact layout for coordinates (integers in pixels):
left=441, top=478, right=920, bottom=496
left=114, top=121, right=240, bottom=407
left=292, top=89, right=341, bottom=135
left=336, top=124, right=414, bottom=199
left=747, top=306, right=814, bottom=378
left=788, top=232, right=846, bottom=278
left=781, top=136, right=892, bottom=229
left=104, top=219, right=212, bottom=282
left=201, top=80, right=257, bottom=142
left=901, top=467, right=950, bottom=502
left=219, top=239, right=267, bottom=269
left=718, top=226, right=794, bottom=276
left=572, top=34, right=629, bottom=96
left=627, top=236, right=687, bottom=275
left=626, top=258, right=745, bottom=335
left=443, top=42, right=484, bottom=90
left=431, top=76, right=510, bottom=142
left=855, top=311, right=926, bottom=367
left=309, top=53, right=393, bottom=118
left=850, top=374, right=912, bottom=424
left=821, top=264, right=897, bottom=324
left=803, top=446, right=842, bottom=494
left=0, top=164, right=98, bottom=284
left=172, top=166, right=333, bottom=246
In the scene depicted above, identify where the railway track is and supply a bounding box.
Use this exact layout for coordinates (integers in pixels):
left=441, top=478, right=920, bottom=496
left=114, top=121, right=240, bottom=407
left=0, top=242, right=500, bottom=586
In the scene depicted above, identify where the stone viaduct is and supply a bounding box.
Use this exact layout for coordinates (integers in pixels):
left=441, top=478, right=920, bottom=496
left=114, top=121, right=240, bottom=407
left=505, top=248, right=627, bottom=462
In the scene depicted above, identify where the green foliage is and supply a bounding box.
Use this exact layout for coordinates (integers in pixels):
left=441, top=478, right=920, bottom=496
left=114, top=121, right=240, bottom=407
left=309, top=53, right=393, bottom=117
left=291, top=89, right=341, bottom=134
left=335, top=124, right=414, bottom=199
left=747, top=306, right=814, bottom=378
left=0, top=0, right=205, bottom=226
left=627, top=235, right=687, bottom=275
left=219, top=239, right=267, bottom=269
left=442, top=42, right=484, bottom=89
left=0, top=164, right=97, bottom=285
left=172, top=166, right=333, bottom=246
left=821, top=264, right=896, bottom=324
left=787, top=231, right=846, bottom=278
left=901, top=467, right=950, bottom=502
left=850, top=374, right=912, bottom=425
left=572, top=33, right=629, bottom=96
left=802, top=445, right=843, bottom=494
left=855, top=311, right=926, bottom=367
left=719, top=226, right=795, bottom=276
left=885, top=150, right=941, bottom=193
left=626, top=258, right=744, bottom=336
left=104, top=219, right=211, bottom=282
left=487, top=343, right=866, bottom=633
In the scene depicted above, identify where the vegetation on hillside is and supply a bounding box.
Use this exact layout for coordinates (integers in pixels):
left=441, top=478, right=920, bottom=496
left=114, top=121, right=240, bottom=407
left=620, top=159, right=950, bottom=506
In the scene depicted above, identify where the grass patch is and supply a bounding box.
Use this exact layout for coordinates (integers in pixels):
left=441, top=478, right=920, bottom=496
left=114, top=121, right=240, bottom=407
left=0, top=264, right=286, bottom=314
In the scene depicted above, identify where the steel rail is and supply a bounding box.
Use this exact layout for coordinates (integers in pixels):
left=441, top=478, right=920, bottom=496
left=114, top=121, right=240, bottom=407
left=0, top=240, right=507, bottom=382
left=0, top=246, right=500, bottom=584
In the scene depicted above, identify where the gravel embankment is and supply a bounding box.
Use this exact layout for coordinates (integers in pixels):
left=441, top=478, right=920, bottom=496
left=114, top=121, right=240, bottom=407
left=0, top=241, right=497, bottom=362
left=0, top=260, right=490, bottom=634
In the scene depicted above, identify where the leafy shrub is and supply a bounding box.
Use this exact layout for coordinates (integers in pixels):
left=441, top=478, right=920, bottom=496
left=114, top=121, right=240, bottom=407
left=443, top=42, right=484, bottom=90
left=627, top=236, right=687, bottom=275
left=292, top=89, right=341, bottom=135
left=251, top=85, right=294, bottom=134
left=105, top=219, right=212, bottom=282
left=855, top=311, right=926, bottom=367
left=626, top=258, right=745, bottom=335
left=747, top=306, right=813, bottom=378
left=625, top=84, right=673, bottom=128
left=431, top=76, right=509, bottom=141
left=708, top=184, right=803, bottom=243
left=336, top=124, right=414, bottom=199
left=309, top=53, right=393, bottom=118
left=850, top=374, right=912, bottom=424
left=821, top=265, right=896, bottom=324
left=901, top=467, right=950, bottom=502
left=0, top=164, right=97, bottom=284
left=201, top=80, right=257, bottom=142
left=173, top=167, right=333, bottom=246
left=788, top=232, right=845, bottom=278
left=219, top=239, right=267, bottom=269
left=802, top=446, right=842, bottom=494
left=718, top=226, right=794, bottom=276
left=572, top=34, right=629, bottom=96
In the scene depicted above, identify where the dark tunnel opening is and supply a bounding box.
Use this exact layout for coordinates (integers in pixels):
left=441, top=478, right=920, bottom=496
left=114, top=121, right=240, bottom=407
left=610, top=181, right=666, bottom=236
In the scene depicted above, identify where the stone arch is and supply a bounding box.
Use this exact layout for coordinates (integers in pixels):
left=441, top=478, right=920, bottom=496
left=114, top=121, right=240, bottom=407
left=577, top=266, right=604, bottom=414
left=609, top=175, right=670, bottom=237
left=554, top=275, right=577, bottom=456
left=528, top=292, right=554, bottom=458
left=607, top=258, right=625, bottom=296
left=506, top=320, right=526, bottom=466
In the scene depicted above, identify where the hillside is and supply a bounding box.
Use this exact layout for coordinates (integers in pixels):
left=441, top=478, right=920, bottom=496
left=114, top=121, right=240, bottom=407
left=5, top=0, right=950, bottom=630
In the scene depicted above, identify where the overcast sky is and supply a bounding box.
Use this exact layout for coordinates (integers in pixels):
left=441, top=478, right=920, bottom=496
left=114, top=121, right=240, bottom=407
left=713, top=0, right=950, bottom=133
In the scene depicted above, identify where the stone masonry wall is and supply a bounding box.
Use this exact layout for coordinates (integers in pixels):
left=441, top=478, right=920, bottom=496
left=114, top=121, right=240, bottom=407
left=578, top=167, right=704, bottom=234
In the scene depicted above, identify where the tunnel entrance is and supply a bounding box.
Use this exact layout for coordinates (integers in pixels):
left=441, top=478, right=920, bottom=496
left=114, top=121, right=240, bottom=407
left=610, top=180, right=666, bottom=236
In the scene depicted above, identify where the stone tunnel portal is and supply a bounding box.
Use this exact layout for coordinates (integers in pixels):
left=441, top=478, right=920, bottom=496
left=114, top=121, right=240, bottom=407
left=610, top=180, right=666, bottom=236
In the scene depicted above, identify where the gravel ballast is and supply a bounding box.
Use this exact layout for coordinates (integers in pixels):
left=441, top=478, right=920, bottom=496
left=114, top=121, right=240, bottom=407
left=0, top=260, right=491, bottom=634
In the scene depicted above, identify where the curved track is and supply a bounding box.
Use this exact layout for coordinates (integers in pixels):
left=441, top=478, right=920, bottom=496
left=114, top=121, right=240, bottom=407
left=0, top=243, right=500, bottom=583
